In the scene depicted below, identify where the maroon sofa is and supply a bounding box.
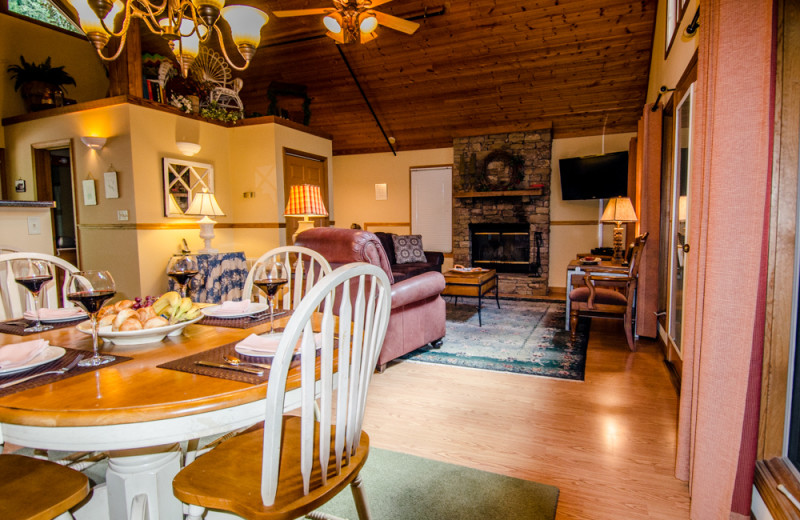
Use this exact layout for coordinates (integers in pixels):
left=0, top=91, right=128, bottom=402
left=373, top=232, right=444, bottom=282
left=295, top=228, right=446, bottom=372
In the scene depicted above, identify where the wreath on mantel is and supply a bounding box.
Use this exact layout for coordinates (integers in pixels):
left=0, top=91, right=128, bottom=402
left=459, top=149, right=526, bottom=191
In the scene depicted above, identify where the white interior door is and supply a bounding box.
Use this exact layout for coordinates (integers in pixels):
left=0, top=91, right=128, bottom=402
left=410, top=167, right=452, bottom=252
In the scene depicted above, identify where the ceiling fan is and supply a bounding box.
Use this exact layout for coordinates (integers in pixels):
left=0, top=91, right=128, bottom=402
left=272, top=0, right=420, bottom=44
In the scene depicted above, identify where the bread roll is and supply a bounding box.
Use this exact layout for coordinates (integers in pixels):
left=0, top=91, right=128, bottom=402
left=137, top=307, right=156, bottom=322
left=119, top=318, right=143, bottom=331
left=97, top=305, right=115, bottom=319
left=144, top=316, right=169, bottom=329
left=99, top=314, right=116, bottom=327
left=115, top=300, right=135, bottom=312
left=113, top=309, right=138, bottom=330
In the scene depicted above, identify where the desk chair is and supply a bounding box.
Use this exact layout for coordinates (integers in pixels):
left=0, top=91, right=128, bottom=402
left=569, top=233, right=648, bottom=351
left=0, top=454, right=89, bottom=520
left=173, top=263, right=392, bottom=520
left=243, top=246, right=332, bottom=309
left=0, top=253, right=79, bottom=321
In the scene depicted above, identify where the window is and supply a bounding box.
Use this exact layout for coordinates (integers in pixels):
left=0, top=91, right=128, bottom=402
left=8, top=0, right=82, bottom=34
left=411, top=166, right=452, bottom=253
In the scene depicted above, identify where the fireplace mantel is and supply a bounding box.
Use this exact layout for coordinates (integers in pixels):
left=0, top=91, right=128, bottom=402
left=454, top=188, right=542, bottom=199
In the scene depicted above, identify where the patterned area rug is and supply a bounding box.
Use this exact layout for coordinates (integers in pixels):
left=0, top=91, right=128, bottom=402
left=400, top=297, right=589, bottom=381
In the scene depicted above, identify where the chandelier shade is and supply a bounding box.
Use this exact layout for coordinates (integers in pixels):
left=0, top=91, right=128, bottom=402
left=67, top=0, right=269, bottom=76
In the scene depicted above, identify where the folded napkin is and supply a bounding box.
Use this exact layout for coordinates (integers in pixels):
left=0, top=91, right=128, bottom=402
left=235, top=333, right=321, bottom=357
left=212, top=301, right=253, bottom=316
left=24, top=307, right=87, bottom=321
left=0, top=339, right=49, bottom=369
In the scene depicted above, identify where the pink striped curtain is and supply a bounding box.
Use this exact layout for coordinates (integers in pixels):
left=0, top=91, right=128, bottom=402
left=675, top=1, right=775, bottom=518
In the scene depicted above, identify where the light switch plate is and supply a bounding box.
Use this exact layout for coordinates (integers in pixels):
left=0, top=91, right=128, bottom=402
left=117, top=210, right=129, bottom=221
left=27, top=217, right=41, bottom=235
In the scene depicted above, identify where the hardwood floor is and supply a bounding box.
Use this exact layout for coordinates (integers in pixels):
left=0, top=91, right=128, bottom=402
left=364, top=318, right=691, bottom=519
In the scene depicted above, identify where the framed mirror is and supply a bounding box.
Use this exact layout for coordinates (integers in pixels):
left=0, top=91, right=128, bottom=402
left=163, top=158, right=214, bottom=217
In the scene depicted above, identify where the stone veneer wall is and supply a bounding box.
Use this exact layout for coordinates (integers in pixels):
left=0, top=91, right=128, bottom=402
left=452, top=130, right=551, bottom=297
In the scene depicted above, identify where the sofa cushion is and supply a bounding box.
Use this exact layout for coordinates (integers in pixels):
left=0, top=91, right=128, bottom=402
left=374, top=232, right=397, bottom=265
left=391, top=262, right=435, bottom=282
left=392, top=235, right=427, bottom=264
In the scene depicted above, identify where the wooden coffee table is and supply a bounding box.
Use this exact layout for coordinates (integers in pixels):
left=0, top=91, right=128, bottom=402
left=442, top=269, right=500, bottom=326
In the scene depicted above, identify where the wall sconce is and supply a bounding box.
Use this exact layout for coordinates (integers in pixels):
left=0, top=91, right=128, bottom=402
left=176, top=141, right=202, bottom=157
left=80, top=136, right=107, bottom=150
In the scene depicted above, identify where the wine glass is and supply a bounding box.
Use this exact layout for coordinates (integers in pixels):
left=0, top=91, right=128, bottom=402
left=253, top=260, right=288, bottom=333
left=66, top=270, right=116, bottom=367
left=12, top=259, right=54, bottom=332
left=166, top=254, right=199, bottom=298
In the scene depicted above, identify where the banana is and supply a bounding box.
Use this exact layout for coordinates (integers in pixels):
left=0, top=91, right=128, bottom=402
left=171, top=297, right=194, bottom=323
left=153, top=291, right=181, bottom=315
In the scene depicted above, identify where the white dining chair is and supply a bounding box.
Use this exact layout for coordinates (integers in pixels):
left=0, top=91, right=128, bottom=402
left=0, top=252, right=79, bottom=321
left=243, top=246, right=332, bottom=309
left=173, top=262, right=392, bottom=520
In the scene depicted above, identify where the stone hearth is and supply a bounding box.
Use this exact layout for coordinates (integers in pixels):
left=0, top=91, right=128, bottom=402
left=452, top=130, right=551, bottom=297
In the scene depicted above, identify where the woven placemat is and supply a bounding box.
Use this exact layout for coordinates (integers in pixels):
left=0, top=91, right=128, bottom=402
left=0, top=348, right=131, bottom=397
left=0, top=317, right=89, bottom=336
left=198, top=310, right=289, bottom=329
left=157, top=341, right=286, bottom=384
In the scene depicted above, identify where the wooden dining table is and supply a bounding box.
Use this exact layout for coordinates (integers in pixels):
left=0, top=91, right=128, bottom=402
left=0, top=314, right=306, bottom=520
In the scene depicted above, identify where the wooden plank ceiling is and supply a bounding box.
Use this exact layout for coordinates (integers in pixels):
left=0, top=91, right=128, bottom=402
left=142, top=0, right=656, bottom=155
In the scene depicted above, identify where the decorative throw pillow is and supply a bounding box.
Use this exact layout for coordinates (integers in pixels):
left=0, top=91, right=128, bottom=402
left=392, top=235, right=427, bottom=264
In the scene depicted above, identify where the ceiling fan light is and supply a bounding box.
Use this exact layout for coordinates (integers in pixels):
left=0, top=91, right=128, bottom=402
left=323, top=13, right=342, bottom=34
left=191, top=0, right=225, bottom=10
left=223, top=5, right=269, bottom=48
left=359, top=14, right=378, bottom=34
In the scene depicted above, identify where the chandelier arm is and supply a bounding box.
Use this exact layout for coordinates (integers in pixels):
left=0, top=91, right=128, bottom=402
left=94, top=29, right=129, bottom=61
left=213, top=24, right=251, bottom=71
left=100, top=1, right=138, bottom=38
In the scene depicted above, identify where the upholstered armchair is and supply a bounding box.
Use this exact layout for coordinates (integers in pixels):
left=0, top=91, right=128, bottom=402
left=295, top=228, right=446, bottom=372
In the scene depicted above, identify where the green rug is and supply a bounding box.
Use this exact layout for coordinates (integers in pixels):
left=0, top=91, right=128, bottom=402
left=313, top=447, right=559, bottom=519
left=400, top=298, right=589, bottom=381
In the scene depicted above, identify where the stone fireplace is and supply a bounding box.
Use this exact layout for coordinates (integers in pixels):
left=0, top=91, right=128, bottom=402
left=453, top=129, right=551, bottom=297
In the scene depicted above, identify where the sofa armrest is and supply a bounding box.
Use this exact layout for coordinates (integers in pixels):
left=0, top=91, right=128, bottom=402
left=390, top=271, right=446, bottom=309
left=423, top=251, right=444, bottom=267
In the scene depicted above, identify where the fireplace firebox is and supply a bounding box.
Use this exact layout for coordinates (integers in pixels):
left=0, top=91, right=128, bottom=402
left=470, top=223, right=536, bottom=274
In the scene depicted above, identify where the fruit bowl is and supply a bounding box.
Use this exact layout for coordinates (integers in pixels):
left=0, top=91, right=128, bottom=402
left=76, top=315, right=203, bottom=346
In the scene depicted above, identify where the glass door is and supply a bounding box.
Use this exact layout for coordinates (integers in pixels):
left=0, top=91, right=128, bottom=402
left=667, top=85, right=694, bottom=356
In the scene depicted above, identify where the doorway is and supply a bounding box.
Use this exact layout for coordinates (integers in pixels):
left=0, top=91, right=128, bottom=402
left=282, top=149, right=330, bottom=244
left=664, top=84, right=694, bottom=363
left=33, top=144, right=78, bottom=267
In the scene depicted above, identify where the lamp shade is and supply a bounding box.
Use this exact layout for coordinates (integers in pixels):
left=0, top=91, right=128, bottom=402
left=223, top=5, right=269, bottom=48
left=601, top=196, right=637, bottom=224
left=185, top=189, right=225, bottom=217
left=284, top=185, right=328, bottom=217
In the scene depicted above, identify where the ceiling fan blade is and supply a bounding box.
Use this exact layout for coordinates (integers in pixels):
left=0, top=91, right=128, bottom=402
left=374, top=11, right=419, bottom=34
left=272, top=8, right=332, bottom=17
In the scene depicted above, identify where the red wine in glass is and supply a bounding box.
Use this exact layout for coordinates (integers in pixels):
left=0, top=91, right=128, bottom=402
left=67, top=290, right=116, bottom=314
left=67, top=270, right=116, bottom=367
left=15, top=275, right=53, bottom=294
left=254, top=279, right=288, bottom=298
left=168, top=270, right=199, bottom=287
left=11, top=260, right=54, bottom=332
left=253, top=260, right=288, bottom=334
left=167, top=254, right=199, bottom=298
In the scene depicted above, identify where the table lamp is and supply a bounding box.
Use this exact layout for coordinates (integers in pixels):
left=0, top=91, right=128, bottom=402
left=185, top=188, right=225, bottom=253
left=601, top=196, right=638, bottom=261
left=284, top=184, right=328, bottom=241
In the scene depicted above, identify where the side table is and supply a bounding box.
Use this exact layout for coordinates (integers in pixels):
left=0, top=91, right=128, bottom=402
left=442, top=269, right=500, bottom=327
left=167, top=251, right=248, bottom=303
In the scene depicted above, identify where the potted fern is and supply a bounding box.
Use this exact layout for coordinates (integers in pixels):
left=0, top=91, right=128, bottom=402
left=7, top=56, right=76, bottom=112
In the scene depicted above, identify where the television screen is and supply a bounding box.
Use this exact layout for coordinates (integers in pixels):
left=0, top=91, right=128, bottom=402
left=559, top=151, right=629, bottom=201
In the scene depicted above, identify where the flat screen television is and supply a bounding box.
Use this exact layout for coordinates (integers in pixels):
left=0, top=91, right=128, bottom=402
left=559, top=151, right=629, bottom=201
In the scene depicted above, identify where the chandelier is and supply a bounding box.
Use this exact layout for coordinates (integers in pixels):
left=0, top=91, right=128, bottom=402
left=68, top=0, right=269, bottom=76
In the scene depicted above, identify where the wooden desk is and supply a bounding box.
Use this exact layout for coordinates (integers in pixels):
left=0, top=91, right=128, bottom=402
left=565, top=259, right=629, bottom=331
left=0, top=316, right=303, bottom=519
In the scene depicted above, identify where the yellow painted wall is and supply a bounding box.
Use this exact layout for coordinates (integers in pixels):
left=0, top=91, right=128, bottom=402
left=0, top=206, right=55, bottom=253
left=3, top=102, right=333, bottom=299
left=0, top=13, right=108, bottom=149
left=332, top=148, right=453, bottom=232
left=647, top=0, right=699, bottom=104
